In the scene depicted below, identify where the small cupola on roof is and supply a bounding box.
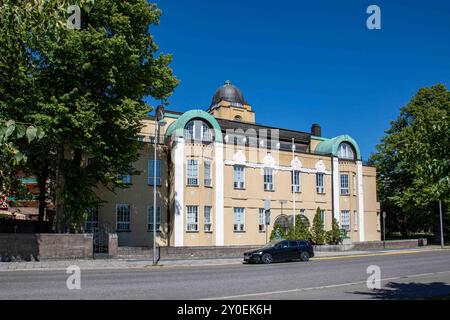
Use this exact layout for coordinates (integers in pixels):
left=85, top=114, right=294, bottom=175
left=208, top=80, right=255, bottom=124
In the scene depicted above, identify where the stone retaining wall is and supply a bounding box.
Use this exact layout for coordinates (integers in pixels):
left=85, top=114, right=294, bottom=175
left=0, top=233, right=94, bottom=261
left=118, top=239, right=428, bottom=260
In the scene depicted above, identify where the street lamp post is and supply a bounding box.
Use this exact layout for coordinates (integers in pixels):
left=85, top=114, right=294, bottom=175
left=383, top=211, right=386, bottom=249
left=153, top=106, right=166, bottom=265
left=439, top=200, right=444, bottom=249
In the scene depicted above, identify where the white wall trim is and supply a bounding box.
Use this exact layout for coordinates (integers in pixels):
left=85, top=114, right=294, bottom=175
left=173, top=137, right=185, bottom=247
left=215, top=142, right=225, bottom=246
left=333, top=157, right=340, bottom=222
left=357, top=160, right=365, bottom=241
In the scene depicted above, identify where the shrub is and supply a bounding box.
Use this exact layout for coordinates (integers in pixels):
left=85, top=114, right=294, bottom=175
left=326, top=218, right=344, bottom=244
left=287, top=214, right=312, bottom=241
left=311, top=207, right=326, bottom=245
left=270, top=224, right=284, bottom=241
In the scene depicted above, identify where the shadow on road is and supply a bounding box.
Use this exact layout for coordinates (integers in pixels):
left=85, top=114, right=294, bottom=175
left=349, top=282, right=450, bottom=300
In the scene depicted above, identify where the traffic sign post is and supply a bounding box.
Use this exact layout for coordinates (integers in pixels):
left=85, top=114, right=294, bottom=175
left=264, top=200, right=271, bottom=244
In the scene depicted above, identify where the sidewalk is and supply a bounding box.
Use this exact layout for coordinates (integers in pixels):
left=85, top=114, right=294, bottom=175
left=0, top=247, right=445, bottom=272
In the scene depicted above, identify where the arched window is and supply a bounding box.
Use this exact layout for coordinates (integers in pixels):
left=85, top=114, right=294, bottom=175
left=184, top=120, right=213, bottom=142
left=337, top=142, right=355, bottom=160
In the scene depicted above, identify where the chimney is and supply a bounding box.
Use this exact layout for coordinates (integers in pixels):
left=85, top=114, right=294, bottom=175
left=311, top=123, right=321, bottom=137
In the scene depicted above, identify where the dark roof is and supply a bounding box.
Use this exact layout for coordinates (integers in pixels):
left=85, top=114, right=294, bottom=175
left=216, top=119, right=311, bottom=144
left=211, top=80, right=248, bottom=107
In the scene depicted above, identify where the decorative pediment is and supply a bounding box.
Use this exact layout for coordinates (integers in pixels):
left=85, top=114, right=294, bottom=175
left=315, top=160, right=326, bottom=173
left=232, top=150, right=246, bottom=166
left=263, top=153, right=276, bottom=168
left=291, top=157, right=302, bottom=170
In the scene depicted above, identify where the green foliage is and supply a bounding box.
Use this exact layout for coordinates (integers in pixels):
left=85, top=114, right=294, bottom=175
left=0, top=1, right=179, bottom=231
left=286, top=215, right=312, bottom=241
left=325, top=218, right=344, bottom=245
left=311, top=207, right=326, bottom=245
left=270, top=224, right=284, bottom=241
left=368, top=84, right=449, bottom=236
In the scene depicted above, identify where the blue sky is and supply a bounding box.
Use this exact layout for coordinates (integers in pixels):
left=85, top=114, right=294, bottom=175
left=150, top=0, right=450, bottom=160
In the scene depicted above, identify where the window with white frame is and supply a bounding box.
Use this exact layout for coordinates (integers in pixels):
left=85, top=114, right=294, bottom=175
left=85, top=208, right=98, bottom=233
left=292, top=170, right=301, bottom=193
left=147, top=206, right=161, bottom=231
left=233, top=207, right=245, bottom=232
left=187, top=159, right=199, bottom=186
left=204, top=206, right=212, bottom=232
left=204, top=160, right=212, bottom=187
left=337, top=143, right=355, bottom=160
left=320, top=209, right=325, bottom=228
left=353, top=210, right=358, bottom=231
left=116, top=204, right=131, bottom=231
left=340, top=174, right=349, bottom=195
left=186, top=206, right=199, bottom=231
left=184, top=120, right=213, bottom=142
left=233, top=165, right=245, bottom=189
left=264, top=168, right=274, bottom=191
left=340, top=210, right=350, bottom=232
left=258, top=208, right=265, bottom=232
left=316, top=173, right=325, bottom=193
left=148, top=160, right=161, bottom=186
left=352, top=174, right=357, bottom=195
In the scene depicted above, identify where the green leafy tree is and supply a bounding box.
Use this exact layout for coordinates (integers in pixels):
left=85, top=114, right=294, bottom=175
left=287, top=214, right=312, bottom=241
left=0, top=1, right=178, bottom=231
left=311, top=207, right=326, bottom=245
left=369, top=84, right=449, bottom=238
left=325, top=218, right=344, bottom=245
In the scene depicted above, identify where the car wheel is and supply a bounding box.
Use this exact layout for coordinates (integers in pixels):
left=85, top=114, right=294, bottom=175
left=261, top=253, right=273, bottom=264
left=300, top=251, right=310, bottom=262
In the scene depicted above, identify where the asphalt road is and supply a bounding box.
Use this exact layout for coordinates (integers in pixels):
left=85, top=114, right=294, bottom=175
left=1, top=250, right=450, bottom=300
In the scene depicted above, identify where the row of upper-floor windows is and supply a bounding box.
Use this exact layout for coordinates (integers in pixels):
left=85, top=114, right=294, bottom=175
left=118, top=159, right=357, bottom=196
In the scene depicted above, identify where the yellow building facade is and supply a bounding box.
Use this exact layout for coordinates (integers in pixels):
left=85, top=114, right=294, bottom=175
left=95, top=81, right=381, bottom=247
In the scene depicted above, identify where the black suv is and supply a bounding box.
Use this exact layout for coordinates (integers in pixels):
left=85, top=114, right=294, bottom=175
left=243, top=240, right=314, bottom=264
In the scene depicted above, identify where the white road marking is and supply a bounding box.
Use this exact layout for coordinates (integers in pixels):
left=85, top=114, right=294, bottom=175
left=203, top=270, right=450, bottom=300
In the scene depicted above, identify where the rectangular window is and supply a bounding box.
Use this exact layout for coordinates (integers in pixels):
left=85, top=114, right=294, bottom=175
left=320, top=209, right=325, bottom=228
left=116, top=204, right=131, bottom=231
left=340, top=210, right=350, bottom=232
left=353, top=210, right=358, bottom=231
left=258, top=208, right=265, bottom=232
left=204, top=206, right=212, bottom=232
left=352, top=174, right=357, bottom=195
left=204, top=160, right=212, bottom=187
left=340, top=174, right=349, bottom=195
left=264, top=168, right=274, bottom=191
left=186, top=206, right=199, bottom=231
left=377, top=212, right=381, bottom=232
left=316, top=173, right=325, bottom=193
left=292, top=170, right=301, bottom=193
left=148, top=206, right=161, bottom=231
left=148, top=160, right=161, bottom=186
left=233, top=165, right=245, bottom=189
left=187, top=159, right=199, bottom=186
left=233, top=208, right=245, bottom=232
left=85, top=208, right=98, bottom=233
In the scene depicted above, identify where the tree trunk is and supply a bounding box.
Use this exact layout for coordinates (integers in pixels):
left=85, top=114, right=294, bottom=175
left=55, top=145, right=66, bottom=233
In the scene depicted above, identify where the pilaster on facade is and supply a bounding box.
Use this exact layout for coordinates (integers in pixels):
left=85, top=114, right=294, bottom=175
left=173, top=137, right=185, bottom=247
left=214, top=142, right=225, bottom=246
left=332, top=157, right=340, bottom=222
left=357, top=160, right=365, bottom=242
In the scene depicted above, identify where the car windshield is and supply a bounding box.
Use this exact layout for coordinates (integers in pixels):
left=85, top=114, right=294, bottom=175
left=263, top=241, right=283, bottom=249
